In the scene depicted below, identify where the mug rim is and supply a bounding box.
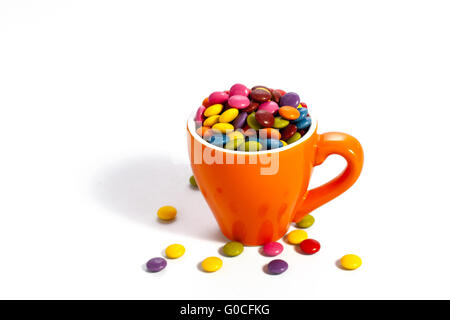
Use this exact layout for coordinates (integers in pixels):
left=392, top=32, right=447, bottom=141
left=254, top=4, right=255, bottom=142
left=188, top=111, right=317, bottom=155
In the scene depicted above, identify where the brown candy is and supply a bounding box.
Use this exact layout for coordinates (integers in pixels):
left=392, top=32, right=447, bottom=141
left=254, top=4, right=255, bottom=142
left=280, top=124, right=298, bottom=141
left=243, top=101, right=259, bottom=113
left=271, top=89, right=281, bottom=103
left=255, top=110, right=275, bottom=128
left=250, top=88, right=271, bottom=103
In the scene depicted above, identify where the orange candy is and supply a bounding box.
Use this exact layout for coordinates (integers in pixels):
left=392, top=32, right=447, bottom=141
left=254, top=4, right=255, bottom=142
left=259, top=128, right=281, bottom=140
left=279, top=106, right=300, bottom=120
left=196, top=126, right=211, bottom=137
left=202, top=97, right=211, bottom=107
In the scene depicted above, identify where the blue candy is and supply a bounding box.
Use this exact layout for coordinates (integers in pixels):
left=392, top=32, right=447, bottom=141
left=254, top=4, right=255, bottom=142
left=294, top=116, right=311, bottom=130
left=207, top=133, right=229, bottom=146
left=260, top=139, right=283, bottom=150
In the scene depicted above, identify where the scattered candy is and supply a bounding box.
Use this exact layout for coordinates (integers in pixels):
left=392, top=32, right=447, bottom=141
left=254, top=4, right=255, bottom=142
left=340, top=254, right=362, bottom=270
left=296, top=214, right=315, bottom=228
left=165, top=244, right=185, bottom=259
left=195, top=84, right=312, bottom=151
left=223, top=241, right=244, bottom=257
left=201, top=257, right=223, bottom=272
left=286, top=230, right=308, bottom=244
left=299, top=239, right=321, bottom=255
left=189, top=175, right=197, bottom=188
left=157, top=205, right=177, bottom=221
left=262, top=242, right=283, bottom=256
left=146, top=257, right=167, bottom=272
left=267, top=259, right=288, bottom=275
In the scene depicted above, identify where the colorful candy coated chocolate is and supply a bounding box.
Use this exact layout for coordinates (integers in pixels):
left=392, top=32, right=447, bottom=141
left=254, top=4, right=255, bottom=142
left=271, top=89, right=281, bottom=103
left=238, top=141, right=262, bottom=151
left=340, top=254, right=362, bottom=270
left=262, top=242, right=283, bottom=256
left=258, top=101, right=279, bottom=114
left=195, top=106, right=206, bottom=123
left=223, top=241, right=244, bottom=257
left=255, top=110, right=274, bottom=127
left=294, top=116, right=312, bottom=130
left=273, top=116, right=290, bottom=129
left=202, top=97, right=210, bottom=107
left=280, top=92, right=300, bottom=107
left=296, top=214, right=315, bottom=228
left=229, top=83, right=250, bottom=97
left=165, top=244, right=185, bottom=259
left=298, top=107, right=308, bottom=119
left=242, top=101, right=259, bottom=113
left=250, top=88, right=271, bottom=102
left=204, top=104, right=223, bottom=117
left=246, top=112, right=263, bottom=130
left=299, top=239, right=320, bottom=254
left=260, top=139, right=283, bottom=150
left=157, top=205, right=177, bottom=220
left=228, top=95, right=251, bottom=109
left=219, top=108, right=239, bottom=123
left=146, top=257, right=167, bottom=272
left=203, top=115, right=220, bottom=127
left=208, top=91, right=229, bottom=105
left=286, top=230, right=308, bottom=244
left=280, top=124, right=297, bottom=141
left=267, top=259, right=288, bottom=275
left=279, top=106, right=300, bottom=120
left=232, top=112, right=248, bottom=129
left=201, top=257, right=223, bottom=272
left=259, top=128, right=281, bottom=140
left=287, top=132, right=301, bottom=144
left=206, top=132, right=230, bottom=146
left=189, top=175, right=198, bottom=188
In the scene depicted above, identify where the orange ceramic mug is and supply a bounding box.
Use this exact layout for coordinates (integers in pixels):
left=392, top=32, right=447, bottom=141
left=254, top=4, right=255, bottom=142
left=187, top=115, right=363, bottom=246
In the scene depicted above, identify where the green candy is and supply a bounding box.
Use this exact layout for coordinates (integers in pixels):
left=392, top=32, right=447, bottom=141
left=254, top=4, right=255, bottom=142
left=273, top=116, right=289, bottom=129
left=189, top=175, right=198, bottom=188
left=296, top=214, right=315, bottom=228
left=246, top=112, right=263, bottom=130
left=238, top=141, right=262, bottom=152
left=223, top=241, right=244, bottom=257
left=287, top=132, right=301, bottom=144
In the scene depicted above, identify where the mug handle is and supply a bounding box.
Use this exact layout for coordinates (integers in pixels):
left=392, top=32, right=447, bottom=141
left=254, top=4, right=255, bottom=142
left=292, top=132, right=364, bottom=222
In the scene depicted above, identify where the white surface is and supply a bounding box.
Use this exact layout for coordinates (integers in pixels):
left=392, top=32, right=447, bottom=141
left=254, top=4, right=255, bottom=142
left=1, top=0, right=450, bottom=300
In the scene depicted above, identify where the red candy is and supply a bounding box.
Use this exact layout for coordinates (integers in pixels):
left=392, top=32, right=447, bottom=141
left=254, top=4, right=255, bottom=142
left=280, top=124, right=297, bottom=141
left=299, top=239, right=320, bottom=254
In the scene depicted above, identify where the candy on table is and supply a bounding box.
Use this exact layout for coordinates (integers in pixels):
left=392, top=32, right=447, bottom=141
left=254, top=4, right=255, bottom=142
left=165, top=244, right=185, bottom=259
left=296, top=214, right=315, bottom=228
left=201, top=257, right=223, bottom=272
left=189, top=175, right=198, bottom=188
left=146, top=257, right=167, bottom=272
left=223, top=241, right=244, bottom=257
left=267, top=259, right=288, bottom=275
left=286, top=230, right=308, bottom=245
left=340, top=254, right=362, bottom=270
left=196, top=84, right=312, bottom=151
left=157, top=205, right=177, bottom=221
left=262, top=241, right=283, bottom=256
left=299, top=239, right=321, bottom=255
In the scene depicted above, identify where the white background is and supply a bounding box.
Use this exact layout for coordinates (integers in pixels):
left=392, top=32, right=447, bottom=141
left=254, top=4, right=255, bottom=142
left=1, top=0, right=449, bottom=300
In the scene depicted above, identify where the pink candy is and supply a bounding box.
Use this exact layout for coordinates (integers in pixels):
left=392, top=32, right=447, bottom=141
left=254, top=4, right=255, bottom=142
left=258, top=101, right=279, bottom=114
left=209, top=91, right=229, bottom=105
left=262, top=242, right=283, bottom=257
left=229, top=83, right=250, bottom=97
left=194, top=106, right=206, bottom=123
left=228, top=95, right=250, bottom=109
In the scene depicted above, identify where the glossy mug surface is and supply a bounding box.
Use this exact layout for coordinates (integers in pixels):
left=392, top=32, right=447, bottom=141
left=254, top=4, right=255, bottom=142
left=187, top=116, right=363, bottom=246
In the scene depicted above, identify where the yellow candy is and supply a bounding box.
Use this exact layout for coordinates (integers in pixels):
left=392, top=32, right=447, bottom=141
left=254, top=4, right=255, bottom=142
left=201, top=256, right=223, bottom=272
left=165, top=244, right=185, bottom=259
left=286, top=230, right=308, bottom=244
left=203, top=115, right=220, bottom=127
left=224, top=139, right=244, bottom=150
left=227, top=131, right=244, bottom=142
left=157, top=205, right=177, bottom=220
left=238, top=141, right=262, bottom=152
left=204, top=104, right=223, bottom=117
left=280, top=140, right=287, bottom=147
left=340, top=254, right=362, bottom=270
left=212, top=123, right=234, bottom=134
left=219, top=108, right=239, bottom=123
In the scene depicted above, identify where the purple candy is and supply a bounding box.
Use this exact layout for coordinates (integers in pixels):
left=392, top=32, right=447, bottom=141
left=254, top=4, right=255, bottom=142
left=146, top=257, right=167, bottom=272
left=232, top=112, right=248, bottom=129
left=267, top=259, right=288, bottom=275
left=279, top=92, right=300, bottom=108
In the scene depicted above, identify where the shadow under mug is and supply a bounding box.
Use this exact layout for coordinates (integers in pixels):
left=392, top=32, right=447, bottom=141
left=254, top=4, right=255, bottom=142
left=187, top=115, right=363, bottom=246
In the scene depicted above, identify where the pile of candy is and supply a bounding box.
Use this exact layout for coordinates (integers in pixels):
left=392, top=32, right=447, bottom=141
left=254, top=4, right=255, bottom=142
left=194, top=84, right=312, bottom=151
